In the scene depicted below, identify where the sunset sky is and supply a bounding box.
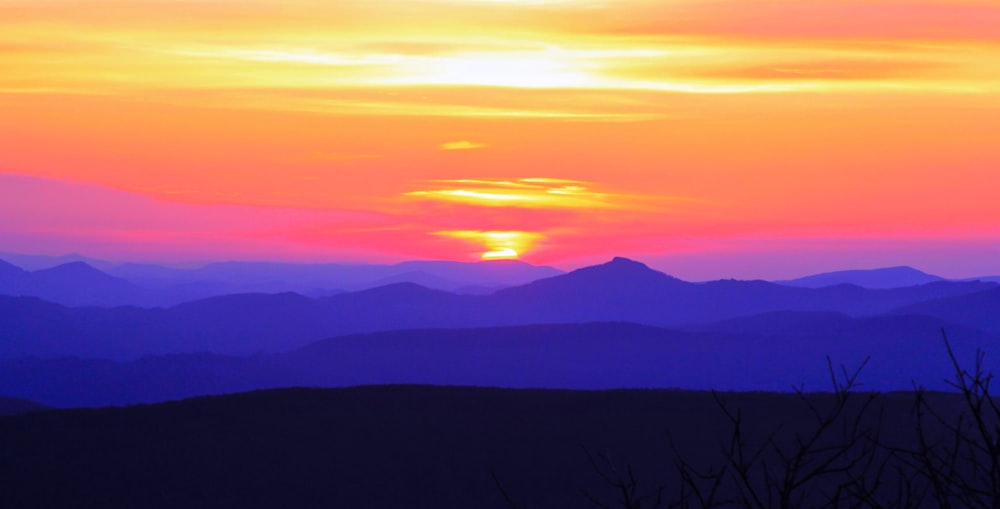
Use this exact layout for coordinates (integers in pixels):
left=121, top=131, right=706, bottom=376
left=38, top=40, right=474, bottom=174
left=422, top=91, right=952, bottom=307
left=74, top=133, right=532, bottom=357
left=2, top=0, right=999, bottom=279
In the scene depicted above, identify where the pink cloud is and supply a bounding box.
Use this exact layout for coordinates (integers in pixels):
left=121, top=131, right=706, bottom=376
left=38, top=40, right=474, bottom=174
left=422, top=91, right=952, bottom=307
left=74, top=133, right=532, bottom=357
left=0, top=172, right=389, bottom=261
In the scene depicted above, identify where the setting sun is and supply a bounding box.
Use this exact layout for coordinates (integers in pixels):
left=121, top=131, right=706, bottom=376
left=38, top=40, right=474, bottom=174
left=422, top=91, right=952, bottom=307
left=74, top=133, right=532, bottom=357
left=482, top=248, right=519, bottom=260
left=4, top=1, right=1000, bottom=503
left=434, top=230, right=542, bottom=260
left=0, top=0, right=998, bottom=277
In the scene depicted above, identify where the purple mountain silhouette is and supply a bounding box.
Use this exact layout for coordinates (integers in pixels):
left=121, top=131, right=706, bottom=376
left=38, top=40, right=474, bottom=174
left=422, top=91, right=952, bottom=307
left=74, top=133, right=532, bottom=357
left=0, top=261, right=141, bottom=307
left=0, top=257, right=996, bottom=360
left=890, top=287, right=1000, bottom=333
left=776, top=266, right=944, bottom=289
left=2, top=316, right=995, bottom=407
left=0, top=256, right=562, bottom=306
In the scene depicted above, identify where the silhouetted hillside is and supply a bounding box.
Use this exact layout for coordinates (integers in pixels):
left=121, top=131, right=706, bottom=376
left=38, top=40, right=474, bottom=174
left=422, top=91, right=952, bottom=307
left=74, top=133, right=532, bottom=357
left=0, top=252, right=113, bottom=271
left=364, top=270, right=463, bottom=291
left=393, top=259, right=563, bottom=288
left=2, top=320, right=993, bottom=407
left=0, top=296, right=167, bottom=359
left=0, top=261, right=147, bottom=307
left=776, top=266, right=944, bottom=289
left=109, top=258, right=561, bottom=294
left=890, top=287, right=1000, bottom=333
left=0, top=256, right=562, bottom=305
left=0, top=395, right=47, bottom=416
left=2, top=258, right=997, bottom=360
left=0, top=259, right=26, bottom=283
left=0, top=386, right=957, bottom=509
left=490, top=258, right=995, bottom=325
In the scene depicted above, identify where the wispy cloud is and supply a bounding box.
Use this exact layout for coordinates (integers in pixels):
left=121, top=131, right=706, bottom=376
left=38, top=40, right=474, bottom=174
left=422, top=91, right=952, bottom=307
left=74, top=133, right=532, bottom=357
left=405, top=177, right=695, bottom=211
left=440, top=140, right=487, bottom=150
left=6, top=0, right=996, bottom=124
left=405, top=178, right=623, bottom=209
left=3, top=0, right=998, bottom=268
left=403, top=177, right=702, bottom=259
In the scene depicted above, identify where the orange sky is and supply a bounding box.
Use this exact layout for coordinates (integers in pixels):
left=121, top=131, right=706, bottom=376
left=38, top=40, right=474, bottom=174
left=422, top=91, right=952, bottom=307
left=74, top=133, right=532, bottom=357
left=1, top=0, right=999, bottom=278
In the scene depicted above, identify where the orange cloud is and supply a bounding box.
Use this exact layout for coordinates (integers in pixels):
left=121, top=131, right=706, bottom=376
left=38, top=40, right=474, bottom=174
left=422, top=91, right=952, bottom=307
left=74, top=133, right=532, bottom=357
left=1, top=0, right=999, bottom=272
left=402, top=178, right=702, bottom=259
left=405, top=178, right=632, bottom=209
left=4, top=0, right=996, bottom=125
left=440, top=140, right=487, bottom=150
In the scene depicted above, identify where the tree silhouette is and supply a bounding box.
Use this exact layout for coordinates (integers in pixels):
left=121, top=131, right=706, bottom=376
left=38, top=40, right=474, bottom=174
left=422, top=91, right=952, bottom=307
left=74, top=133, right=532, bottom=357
left=497, top=330, right=1000, bottom=508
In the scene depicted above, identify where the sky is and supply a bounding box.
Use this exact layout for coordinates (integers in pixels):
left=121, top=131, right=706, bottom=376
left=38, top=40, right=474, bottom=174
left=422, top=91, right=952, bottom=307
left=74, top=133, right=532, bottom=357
left=1, top=0, right=999, bottom=279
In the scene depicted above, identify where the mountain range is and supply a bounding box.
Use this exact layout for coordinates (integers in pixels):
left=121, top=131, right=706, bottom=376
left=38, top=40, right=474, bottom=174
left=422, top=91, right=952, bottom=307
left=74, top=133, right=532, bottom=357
left=0, top=256, right=562, bottom=306
left=2, top=257, right=997, bottom=360
left=3, top=255, right=1000, bottom=407
left=5, top=251, right=1000, bottom=306
left=4, top=317, right=993, bottom=408
left=775, top=266, right=945, bottom=288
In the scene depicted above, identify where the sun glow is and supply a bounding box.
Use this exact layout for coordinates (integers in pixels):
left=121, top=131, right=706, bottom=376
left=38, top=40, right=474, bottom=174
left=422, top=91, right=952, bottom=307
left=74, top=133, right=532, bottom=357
left=482, top=247, right=519, bottom=260
left=408, top=178, right=688, bottom=259
left=389, top=53, right=593, bottom=88
left=2, top=0, right=999, bottom=270
left=434, top=230, right=543, bottom=260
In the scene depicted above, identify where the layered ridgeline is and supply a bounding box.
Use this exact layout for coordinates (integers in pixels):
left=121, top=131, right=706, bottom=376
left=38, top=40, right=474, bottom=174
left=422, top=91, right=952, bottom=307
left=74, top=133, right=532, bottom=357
left=2, top=257, right=999, bottom=407
left=774, top=266, right=945, bottom=289
left=0, top=257, right=562, bottom=306
left=1, top=257, right=997, bottom=360
left=3, top=319, right=996, bottom=407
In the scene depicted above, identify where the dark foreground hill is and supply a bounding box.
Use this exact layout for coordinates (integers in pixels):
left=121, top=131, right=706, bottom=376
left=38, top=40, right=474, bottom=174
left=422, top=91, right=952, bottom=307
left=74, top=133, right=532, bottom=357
left=0, top=395, right=47, bottom=415
left=0, top=385, right=970, bottom=509
left=2, top=320, right=994, bottom=407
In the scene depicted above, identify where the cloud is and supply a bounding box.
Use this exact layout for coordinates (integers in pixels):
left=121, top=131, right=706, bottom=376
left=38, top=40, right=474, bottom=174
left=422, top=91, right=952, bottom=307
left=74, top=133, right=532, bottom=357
left=404, top=177, right=691, bottom=211
left=406, top=178, right=617, bottom=209
left=440, top=140, right=487, bottom=150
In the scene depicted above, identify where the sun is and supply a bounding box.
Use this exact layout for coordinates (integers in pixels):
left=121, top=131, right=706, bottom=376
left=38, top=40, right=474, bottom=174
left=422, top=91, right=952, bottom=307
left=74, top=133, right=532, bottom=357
left=433, top=230, right=542, bottom=260
left=482, top=247, right=519, bottom=260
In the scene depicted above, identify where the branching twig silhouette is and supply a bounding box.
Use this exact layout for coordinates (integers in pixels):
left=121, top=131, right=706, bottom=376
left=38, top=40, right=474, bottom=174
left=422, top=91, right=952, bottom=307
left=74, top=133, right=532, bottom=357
left=580, top=444, right=665, bottom=509
left=493, top=330, right=1000, bottom=508
left=890, top=329, right=1000, bottom=509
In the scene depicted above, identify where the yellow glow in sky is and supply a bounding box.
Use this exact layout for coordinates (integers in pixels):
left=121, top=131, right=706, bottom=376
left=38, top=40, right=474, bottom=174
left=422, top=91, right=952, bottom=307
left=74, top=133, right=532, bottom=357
left=1, top=0, right=999, bottom=273
left=434, top=230, right=543, bottom=260
left=406, top=179, right=622, bottom=210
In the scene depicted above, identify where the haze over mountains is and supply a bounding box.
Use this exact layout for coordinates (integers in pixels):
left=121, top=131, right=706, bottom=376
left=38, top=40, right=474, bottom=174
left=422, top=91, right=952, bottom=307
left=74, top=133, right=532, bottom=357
left=4, top=318, right=995, bottom=407
left=1, top=256, right=997, bottom=359
left=0, top=255, right=562, bottom=306
left=3, top=252, right=998, bottom=309
left=776, top=266, right=945, bottom=289
left=2, top=253, right=1000, bottom=407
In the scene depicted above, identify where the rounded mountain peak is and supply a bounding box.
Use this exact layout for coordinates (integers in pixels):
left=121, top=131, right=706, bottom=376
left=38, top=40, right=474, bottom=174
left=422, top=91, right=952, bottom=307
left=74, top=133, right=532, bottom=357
left=608, top=256, right=647, bottom=267
left=572, top=257, right=681, bottom=283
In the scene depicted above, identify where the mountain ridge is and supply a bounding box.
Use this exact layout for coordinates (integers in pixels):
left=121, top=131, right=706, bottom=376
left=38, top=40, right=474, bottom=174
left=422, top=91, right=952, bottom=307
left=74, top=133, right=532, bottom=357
left=1, top=257, right=997, bottom=360
left=0, top=257, right=563, bottom=306
left=776, top=266, right=944, bottom=289
left=1, top=316, right=994, bottom=408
